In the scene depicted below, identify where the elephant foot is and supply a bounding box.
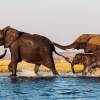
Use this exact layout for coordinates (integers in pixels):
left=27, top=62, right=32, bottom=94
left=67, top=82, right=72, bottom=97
left=82, top=74, right=86, bottom=77
left=82, top=72, right=87, bottom=76
left=54, top=73, right=60, bottom=77
left=8, top=74, right=17, bottom=79
left=10, top=73, right=17, bottom=76
left=34, top=70, right=39, bottom=76
left=35, top=72, right=39, bottom=76
left=73, top=74, right=76, bottom=77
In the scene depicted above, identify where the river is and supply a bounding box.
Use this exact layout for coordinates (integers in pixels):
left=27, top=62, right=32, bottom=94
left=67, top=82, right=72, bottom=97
left=0, top=72, right=100, bottom=100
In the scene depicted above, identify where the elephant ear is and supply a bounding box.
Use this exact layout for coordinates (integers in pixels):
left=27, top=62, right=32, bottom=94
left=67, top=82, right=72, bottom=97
left=3, top=26, right=10, bottom=32
left=3, top=26, right=19, bottom=48
left=88, top=35, right=100, bottom=45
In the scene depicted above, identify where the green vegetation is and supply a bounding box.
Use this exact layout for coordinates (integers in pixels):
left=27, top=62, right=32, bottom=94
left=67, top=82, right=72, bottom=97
left=0, top=60, right=84, bottom=73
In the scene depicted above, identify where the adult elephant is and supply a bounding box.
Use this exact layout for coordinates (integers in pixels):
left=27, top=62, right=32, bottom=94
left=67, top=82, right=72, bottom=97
left=0, top=26, right=71, bottom=76
left=50, top=34, right=100, bottom=53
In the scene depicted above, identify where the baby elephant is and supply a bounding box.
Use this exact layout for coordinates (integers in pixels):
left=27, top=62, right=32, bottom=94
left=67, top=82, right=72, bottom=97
left=71, top=53, right=97, bottom=75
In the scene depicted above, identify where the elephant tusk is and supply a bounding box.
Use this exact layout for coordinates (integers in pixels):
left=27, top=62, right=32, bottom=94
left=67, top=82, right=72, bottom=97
left=71, top=48, right=75, bottom=50
left=66, top=48, right=75, bottom=50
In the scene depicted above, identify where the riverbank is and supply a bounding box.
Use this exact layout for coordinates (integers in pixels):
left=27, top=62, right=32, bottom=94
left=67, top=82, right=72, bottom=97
left=0, top=60, right=83, bottom=73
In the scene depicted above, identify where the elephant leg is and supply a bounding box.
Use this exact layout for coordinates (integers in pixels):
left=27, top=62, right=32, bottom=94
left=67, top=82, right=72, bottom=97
left=51, top=68, right=59, bottom=77
left=85, top=61, right=100, bottom=73
left=48, top=62, right=60, bottom=77
left=46, top=61, right=59, bottom=76
left=8, top=62, right=12, bottom=72
left=11, top=62, right=17, bottom=76
left=71, top=63, right=75, bottom=74
left=43, top=61, right=59, bottom=76
left=82, top=66, right=87, bottom=75
left=34, top=64, right=40, bottom=75
left=88, top=61, right=100, bottom=73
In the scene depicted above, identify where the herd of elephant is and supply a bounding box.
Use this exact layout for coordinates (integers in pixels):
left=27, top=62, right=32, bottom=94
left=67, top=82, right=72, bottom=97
left=0, top=26, right=100, bottom=76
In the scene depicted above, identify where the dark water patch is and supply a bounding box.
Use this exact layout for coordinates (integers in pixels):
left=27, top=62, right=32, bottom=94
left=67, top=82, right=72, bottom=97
left=59, top=91, right=80, bottom=95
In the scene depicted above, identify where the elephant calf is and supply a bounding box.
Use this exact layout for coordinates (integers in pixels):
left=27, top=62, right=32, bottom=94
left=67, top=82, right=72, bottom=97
left=71, top=53, right=97, bottom=75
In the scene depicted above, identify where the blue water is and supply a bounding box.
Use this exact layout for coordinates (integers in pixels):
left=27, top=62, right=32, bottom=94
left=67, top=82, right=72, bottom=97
left=0, top=72, right=100, bottom=100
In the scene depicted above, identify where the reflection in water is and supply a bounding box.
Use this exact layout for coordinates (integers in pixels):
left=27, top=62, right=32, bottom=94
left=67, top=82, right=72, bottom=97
left=0, top=72, right=100, bottom=100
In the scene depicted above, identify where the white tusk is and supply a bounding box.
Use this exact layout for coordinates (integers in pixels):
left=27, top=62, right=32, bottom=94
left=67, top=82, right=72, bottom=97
left=66, top=48, right=75, bottom=50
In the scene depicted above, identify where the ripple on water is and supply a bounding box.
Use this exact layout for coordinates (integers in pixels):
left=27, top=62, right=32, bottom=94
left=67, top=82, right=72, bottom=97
left=0, top=72, right=100, bottom=100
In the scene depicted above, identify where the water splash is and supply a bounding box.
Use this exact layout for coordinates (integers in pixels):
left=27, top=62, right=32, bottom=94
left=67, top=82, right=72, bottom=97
left=87, top=68, right=100, bottom=77
left=20, top=69, right=38, bottom=77
left=19, top=69, right=100, bottom=78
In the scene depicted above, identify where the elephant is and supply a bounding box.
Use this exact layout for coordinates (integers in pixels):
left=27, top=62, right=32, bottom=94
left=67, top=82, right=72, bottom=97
left=71, top=53, right=97, bottom=75
left=50, top=34, right=100, bottom=53
left=86, top=49, right=100, bottom=73
left=0, top=26, right=71, bottom=76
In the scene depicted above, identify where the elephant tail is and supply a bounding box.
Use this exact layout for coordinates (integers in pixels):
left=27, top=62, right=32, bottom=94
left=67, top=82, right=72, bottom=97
left=53, top=47, right=71, bottom=63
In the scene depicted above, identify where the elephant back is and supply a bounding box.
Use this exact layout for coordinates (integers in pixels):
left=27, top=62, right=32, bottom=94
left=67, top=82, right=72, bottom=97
left=76, top=34, right=100, bottom=45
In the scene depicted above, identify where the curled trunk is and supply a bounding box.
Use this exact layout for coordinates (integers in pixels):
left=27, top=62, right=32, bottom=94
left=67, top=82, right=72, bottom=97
left=0, top=49, right=7, bottom=59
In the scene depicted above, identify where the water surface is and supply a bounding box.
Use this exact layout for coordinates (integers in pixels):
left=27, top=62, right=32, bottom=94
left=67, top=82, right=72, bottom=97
left=0, top=72, right=100, bottom=100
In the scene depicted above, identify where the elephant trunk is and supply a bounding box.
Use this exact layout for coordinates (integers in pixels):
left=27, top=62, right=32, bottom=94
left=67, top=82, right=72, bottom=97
left=0, top=49, right=7, bottom=59
left=50, top=42, right=78, bottom=50
left=71, top=61, right=75, bottom=74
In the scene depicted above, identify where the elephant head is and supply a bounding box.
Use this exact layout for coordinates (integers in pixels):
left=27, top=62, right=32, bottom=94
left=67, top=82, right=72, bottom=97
left=0, top=26, right=20, bottom=59
left=71, top=53, right=97, bottom=75
left=50, top=34, right=100, bottom=53
left=71, top=53, right=85, bottom=74
left=71, top=53, right=90, bottom=66
left=0, top=26, right=20, bottom=48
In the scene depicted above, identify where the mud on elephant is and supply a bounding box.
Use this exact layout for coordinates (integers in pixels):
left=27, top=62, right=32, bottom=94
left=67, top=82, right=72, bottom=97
left=0, top=26, right=71, bottom=76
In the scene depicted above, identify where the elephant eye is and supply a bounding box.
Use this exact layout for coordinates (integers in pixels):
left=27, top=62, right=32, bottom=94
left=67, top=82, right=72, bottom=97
left=77, top=57, right=80, bottom=60
left=76, top=57, right=79, bottom=60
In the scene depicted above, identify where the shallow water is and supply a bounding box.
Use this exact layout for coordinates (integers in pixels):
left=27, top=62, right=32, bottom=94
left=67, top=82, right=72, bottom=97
left=0, top=72, right=100, bottom=100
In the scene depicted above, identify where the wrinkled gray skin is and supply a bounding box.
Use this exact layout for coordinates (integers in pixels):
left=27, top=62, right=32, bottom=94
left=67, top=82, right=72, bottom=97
left=71, top=53, right=97, bottom=75
left=0, top=26, right=71, bottom=76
